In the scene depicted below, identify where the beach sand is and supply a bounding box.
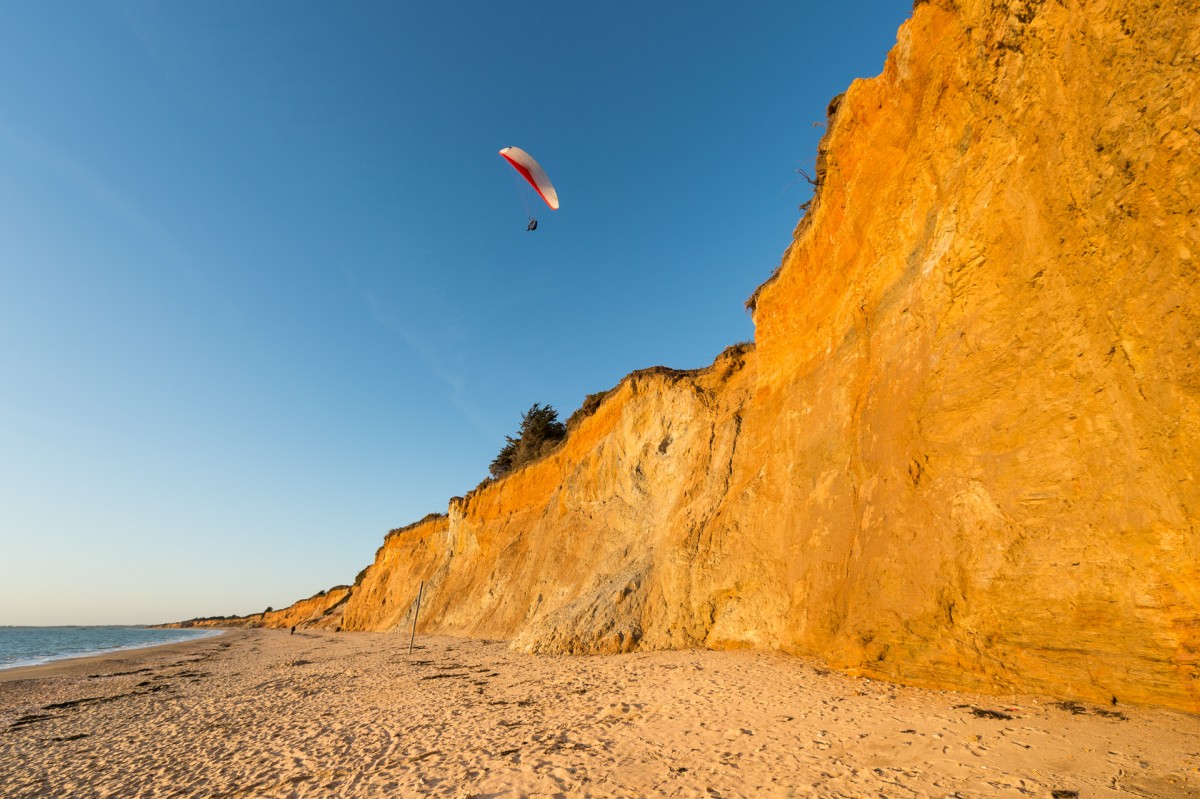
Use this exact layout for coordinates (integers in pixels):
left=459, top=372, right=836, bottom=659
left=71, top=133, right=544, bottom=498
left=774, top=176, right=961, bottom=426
left=1, top=630, right=1197, bottom=798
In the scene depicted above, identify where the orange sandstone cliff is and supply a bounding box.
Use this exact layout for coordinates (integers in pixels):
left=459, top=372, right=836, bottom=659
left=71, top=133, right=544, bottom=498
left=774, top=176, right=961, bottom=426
left=201, top=0, right=1200, bottom=712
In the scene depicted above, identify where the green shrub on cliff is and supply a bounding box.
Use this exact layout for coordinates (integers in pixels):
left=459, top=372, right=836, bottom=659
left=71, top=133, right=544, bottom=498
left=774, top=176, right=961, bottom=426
left=488, top=403, right=566, bottom=479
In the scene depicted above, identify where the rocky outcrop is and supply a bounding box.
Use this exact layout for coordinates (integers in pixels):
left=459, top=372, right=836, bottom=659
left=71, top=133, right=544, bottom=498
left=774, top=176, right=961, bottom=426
left=341, top=514, right=450, bottom=632
left=189, top=0, right=1200, bottom=712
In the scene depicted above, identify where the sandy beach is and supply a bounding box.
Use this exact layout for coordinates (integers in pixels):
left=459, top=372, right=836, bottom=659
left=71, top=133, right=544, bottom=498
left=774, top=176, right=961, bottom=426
left=1, top=630, right=1197, bottom=798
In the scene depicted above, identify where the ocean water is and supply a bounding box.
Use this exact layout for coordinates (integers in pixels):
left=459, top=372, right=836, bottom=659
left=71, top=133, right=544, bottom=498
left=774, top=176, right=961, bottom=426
left=0, top=626, right=221, bottom=670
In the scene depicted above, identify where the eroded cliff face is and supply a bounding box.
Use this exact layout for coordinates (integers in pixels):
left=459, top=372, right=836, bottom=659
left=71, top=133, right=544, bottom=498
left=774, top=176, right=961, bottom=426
left=713, top=0, right=1200, bottom=710
left=232, top=0, right=1200, bottom=711
left=347, top=350, right=757, bottom=653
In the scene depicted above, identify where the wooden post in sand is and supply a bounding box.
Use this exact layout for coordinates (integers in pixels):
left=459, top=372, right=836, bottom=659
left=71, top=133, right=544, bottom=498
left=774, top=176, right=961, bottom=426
left=408, top=580, right=424, bottom=656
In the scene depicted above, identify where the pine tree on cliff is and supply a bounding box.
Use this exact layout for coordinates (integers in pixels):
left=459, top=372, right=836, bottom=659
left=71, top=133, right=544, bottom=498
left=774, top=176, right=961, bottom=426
left=488, top=403, right=566, bottom=479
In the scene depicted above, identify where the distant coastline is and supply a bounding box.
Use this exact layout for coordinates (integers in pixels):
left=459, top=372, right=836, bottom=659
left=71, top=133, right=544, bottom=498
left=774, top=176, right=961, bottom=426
left=0, top=626, right=223, bottom=672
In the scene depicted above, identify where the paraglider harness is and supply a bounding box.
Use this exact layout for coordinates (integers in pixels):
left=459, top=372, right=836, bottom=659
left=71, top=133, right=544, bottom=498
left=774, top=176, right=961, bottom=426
left=526, top=218, right=538, bottom=231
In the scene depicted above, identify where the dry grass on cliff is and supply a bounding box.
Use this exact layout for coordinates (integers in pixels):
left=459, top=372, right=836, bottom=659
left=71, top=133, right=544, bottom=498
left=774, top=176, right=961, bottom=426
left=384, top=512, right=448, bottom=543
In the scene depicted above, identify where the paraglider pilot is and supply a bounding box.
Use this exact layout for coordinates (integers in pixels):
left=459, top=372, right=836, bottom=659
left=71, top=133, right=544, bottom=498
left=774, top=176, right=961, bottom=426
left=499, top=147, right=557, bottom=231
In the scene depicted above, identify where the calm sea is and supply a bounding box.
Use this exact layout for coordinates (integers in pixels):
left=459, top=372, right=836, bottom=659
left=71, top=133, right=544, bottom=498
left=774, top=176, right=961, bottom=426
left=0, top=627, right=222, bottom=670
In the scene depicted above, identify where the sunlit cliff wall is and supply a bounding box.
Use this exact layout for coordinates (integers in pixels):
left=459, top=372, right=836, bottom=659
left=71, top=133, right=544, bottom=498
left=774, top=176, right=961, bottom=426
left=218, top=0, right=1200, bottom=711
left=711, top=0, right=1200, bottom=710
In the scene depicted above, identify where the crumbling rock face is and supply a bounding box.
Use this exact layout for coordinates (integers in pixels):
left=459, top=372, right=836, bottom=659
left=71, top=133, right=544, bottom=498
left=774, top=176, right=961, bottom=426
left=208, top=0, right=1200, bottom=712
left=340, top=515, right=450, bottom=633
left=346, top=350, right=757, bottom=658
left=744, top=0, right=1200, bottom=710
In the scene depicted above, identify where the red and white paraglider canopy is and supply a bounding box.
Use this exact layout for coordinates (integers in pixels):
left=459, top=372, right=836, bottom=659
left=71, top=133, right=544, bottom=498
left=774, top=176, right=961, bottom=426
left=499, top=146, right=559, bottom=210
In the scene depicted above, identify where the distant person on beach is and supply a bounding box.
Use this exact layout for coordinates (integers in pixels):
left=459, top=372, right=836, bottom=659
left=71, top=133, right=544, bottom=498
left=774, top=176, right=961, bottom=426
left=290, top=626, right=296, bottom=635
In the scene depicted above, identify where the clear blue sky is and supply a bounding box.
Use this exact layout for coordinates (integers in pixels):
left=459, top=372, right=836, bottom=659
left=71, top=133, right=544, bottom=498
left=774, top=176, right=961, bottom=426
left=0, top=1, right=912, bottom=625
